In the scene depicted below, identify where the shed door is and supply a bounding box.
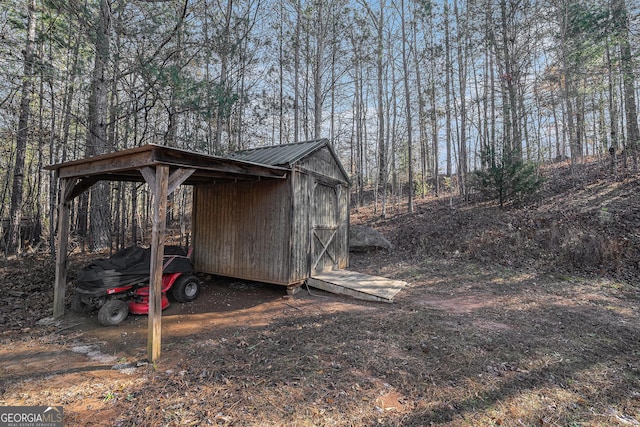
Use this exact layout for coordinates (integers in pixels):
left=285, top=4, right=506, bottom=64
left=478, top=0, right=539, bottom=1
left=312, top=182, right=339, bottom=274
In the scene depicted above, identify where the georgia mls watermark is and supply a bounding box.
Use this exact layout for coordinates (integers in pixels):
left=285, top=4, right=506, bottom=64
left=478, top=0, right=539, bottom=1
left=0, top=406, right=63, bottom=427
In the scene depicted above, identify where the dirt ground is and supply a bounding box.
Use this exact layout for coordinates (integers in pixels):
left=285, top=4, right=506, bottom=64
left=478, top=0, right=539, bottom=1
left=1, top=159, right=639, bottom=426
left=1, top=251, right=639, bottom=426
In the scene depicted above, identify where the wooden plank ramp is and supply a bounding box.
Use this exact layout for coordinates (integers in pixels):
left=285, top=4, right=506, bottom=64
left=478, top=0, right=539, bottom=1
left=307, top=270, right=407, bottom=303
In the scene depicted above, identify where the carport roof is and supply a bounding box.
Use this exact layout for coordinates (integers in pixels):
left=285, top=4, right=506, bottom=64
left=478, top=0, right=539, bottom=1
left=45, top=143, right=289, bottom=184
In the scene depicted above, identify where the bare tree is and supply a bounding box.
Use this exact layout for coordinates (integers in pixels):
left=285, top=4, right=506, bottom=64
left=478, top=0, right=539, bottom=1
left=86, top=0, right=113, bottom=251
left=6, top=0, right=36, bottom=255
left=444, top=1, right=453, bottom=180
left=612, top=0, right=639, bottom=165
left=454, top=0, right=469, bottom=198
left=400, top=0, right=413, bottom=213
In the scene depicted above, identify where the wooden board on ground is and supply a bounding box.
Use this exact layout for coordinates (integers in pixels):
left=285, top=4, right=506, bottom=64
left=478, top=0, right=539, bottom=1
left=307, top=270, right=407, bottom=303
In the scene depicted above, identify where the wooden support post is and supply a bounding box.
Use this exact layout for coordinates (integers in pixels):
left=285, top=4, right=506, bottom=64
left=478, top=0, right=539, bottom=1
left=141, top=165, right=192, bottom=362
left=147, top=165, right=169, bottom=362
left=53, top=178, right=72, bottom=318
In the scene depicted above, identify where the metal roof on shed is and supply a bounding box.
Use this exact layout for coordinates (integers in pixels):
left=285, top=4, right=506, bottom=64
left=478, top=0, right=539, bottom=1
left=228, top=139, right=328, bottom=167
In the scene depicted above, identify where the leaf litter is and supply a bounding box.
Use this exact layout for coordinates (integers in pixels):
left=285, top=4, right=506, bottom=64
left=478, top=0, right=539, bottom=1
left=0, top=158, right=639, bottom=426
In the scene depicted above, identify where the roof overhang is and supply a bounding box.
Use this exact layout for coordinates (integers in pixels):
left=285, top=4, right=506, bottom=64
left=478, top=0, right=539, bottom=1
left=45, top=144, right=289, bottom=184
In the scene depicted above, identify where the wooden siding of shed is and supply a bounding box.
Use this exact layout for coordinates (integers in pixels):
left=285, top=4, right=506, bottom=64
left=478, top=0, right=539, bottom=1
left=296, top=145, right=348, bottom=184
left=334, top=183, right=350, bottom=270
left=307, top=180, right=349, bottom=272
left=292, top=148, right=349, bottom=274
left=288, top=170, right=312, bottom=283
left=312, top=182, right=339, bottom=272
left=193, top=180, right=293, bottom=285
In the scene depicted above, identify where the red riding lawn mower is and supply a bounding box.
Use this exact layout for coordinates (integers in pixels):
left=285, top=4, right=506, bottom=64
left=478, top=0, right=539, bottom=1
left=72, top=246, right=200, bottom=326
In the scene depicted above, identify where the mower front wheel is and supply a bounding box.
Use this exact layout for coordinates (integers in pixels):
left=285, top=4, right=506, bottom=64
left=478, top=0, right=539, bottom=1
left=98, top=299, right=129, bottom=326
left=171, top=275, right=200, bottom=303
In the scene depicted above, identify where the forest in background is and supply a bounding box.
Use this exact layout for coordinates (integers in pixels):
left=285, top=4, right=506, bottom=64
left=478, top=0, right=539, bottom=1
left=0, top=0, right=638, bottom=255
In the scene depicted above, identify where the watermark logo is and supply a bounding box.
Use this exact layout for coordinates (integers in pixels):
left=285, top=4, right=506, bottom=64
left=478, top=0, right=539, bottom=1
left=0, top=406, right=63, bottom=427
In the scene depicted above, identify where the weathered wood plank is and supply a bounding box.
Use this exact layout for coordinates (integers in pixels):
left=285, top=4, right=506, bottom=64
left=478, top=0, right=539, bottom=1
left=296, top=145, right=350, bottom=184
left=308, top=270, right=407, bottom=303
left=55, top=150, right=156, bottom=179
left=139, top=166, right=156, bottom=192
left=312, top=228, right=337, bottom=271
left=53, top=178, right=72, bottom=318
left=146, top=165, right=169, bottom=362
left=66, top=177, right=99, bottom=201
left=193, top=180, right=293, bottom=285
left=46, top=144, right=289, bottom=184
left=153, top=148, right=288, bottom=179
left=167, top=168, right=195, bottom=194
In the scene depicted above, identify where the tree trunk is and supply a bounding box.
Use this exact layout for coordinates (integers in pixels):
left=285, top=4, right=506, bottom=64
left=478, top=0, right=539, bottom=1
left=400, top=0, right=413, bottom=213
left=413, top=20, right=428, bottom=198
left=313, top=0, right=324, bottom=139
left=559, top=2, right=579, bottom=164
left=454, top=0, right=468, bottom=199
left=428, top=8, right=439, bottom=196
left=6, top=0, right=36, bottom=255
left=51, top=24, right=82, bottom=256
left=613, top=0, right=639, bottom=165
left=216, top=0, right=233, bottom=152
left=444, top=2, right=452, bottom=179
left=294, top=0, right=301, bottom=142
left=86, top=0, right=112, bottom=251
left=303, top=30, right=311, bottom=140
left=376, top=3, right=386, bottom=205
left=278, top=0, right=285, bottom=144
left=347, top=15, right=364, bottom=208
left=606, top=43, right=618, bottom=172
left=498, top=0, right=521, bottom=160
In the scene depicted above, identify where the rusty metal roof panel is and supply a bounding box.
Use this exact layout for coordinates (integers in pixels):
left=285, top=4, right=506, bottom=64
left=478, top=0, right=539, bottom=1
left=227, top=139, right=328, bottom=167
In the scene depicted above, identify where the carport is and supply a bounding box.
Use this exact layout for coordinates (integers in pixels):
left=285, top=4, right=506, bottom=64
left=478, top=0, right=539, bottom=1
left=46, top=144, right=288, bottom=362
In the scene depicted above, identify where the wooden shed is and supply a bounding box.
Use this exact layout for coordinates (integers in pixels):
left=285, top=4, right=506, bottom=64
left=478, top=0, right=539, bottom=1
left=46, top=140, right=401, bottom=362
left=193, top=138, right=351, bottom=288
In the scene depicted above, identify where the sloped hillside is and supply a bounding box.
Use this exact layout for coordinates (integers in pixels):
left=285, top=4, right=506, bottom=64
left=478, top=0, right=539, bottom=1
left=352, top=157, right=640, bottom=284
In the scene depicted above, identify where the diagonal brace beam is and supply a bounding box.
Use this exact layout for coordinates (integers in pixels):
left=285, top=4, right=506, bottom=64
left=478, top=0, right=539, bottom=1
left=312, top=229, right=337, bottom=271
left=140, top=166, right=195, bottom=196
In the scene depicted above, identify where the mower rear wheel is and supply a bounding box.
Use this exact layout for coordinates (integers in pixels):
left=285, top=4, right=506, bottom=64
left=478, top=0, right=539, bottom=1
left=72, top=292, right=94, bottom=313
left=98, top=299, right=129, bottom=326
left=171, top=275, right=200, bottom=303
